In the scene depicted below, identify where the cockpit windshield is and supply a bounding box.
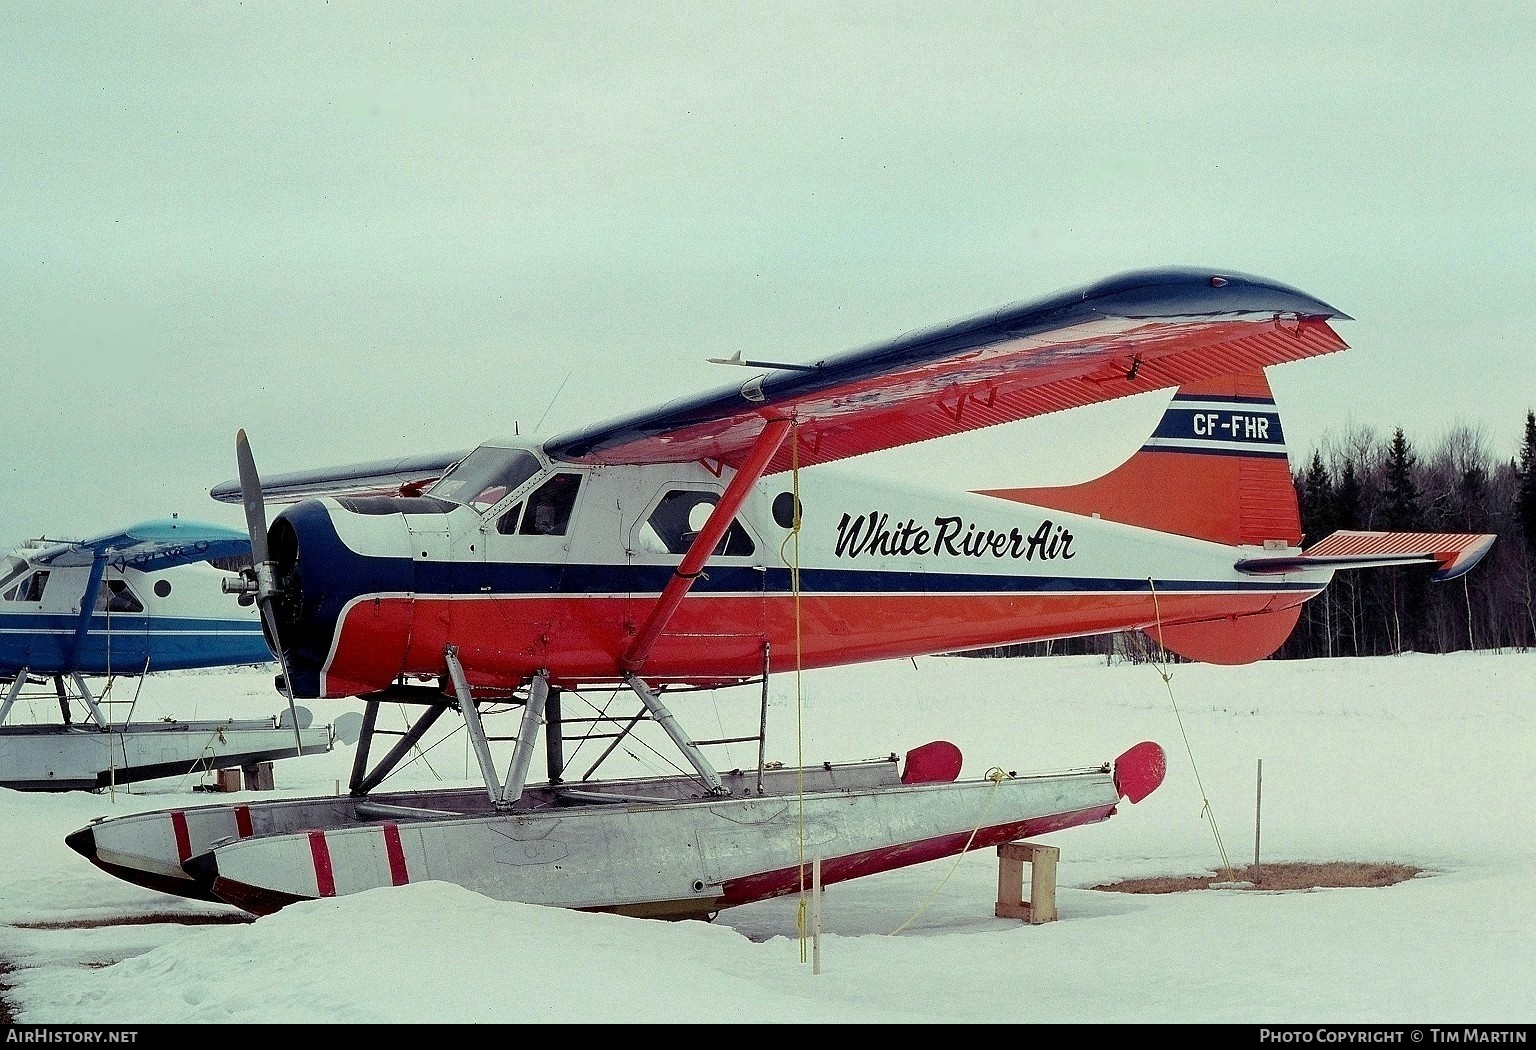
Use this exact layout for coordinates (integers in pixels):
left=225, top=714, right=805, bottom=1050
left=425, top=446, right=543, bottom=510
left=0, top=556, right=27, bottom=594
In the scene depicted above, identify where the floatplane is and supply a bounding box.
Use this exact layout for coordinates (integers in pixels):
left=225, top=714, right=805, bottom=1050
left=1, top=518, right=332, bottom=791
left=69, top=268, right=1493, bottom=921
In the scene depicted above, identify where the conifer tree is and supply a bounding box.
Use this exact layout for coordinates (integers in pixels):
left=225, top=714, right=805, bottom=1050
left=1331, top=460, right=1363, bottom=655
left=1519, top=411, right=1536, bottom=556
left=1381, top=428, right=1427, bottom=650
left=1383, top=427, right=1423, bottom=531
left=1334, top=461, right=1362, bottom=529
left=1302, top=451, right=1334, bottom=542
left=1518, top=411, right=1536, bottom=649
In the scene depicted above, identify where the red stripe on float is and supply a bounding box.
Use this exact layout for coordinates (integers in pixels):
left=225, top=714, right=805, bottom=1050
left=383, top=823, right=409, bottom=886
left=171, top=810, right=190, bottom=863
left=235, top=805, right=253, bottom=839
left=308, top=831, right=335, bottom=897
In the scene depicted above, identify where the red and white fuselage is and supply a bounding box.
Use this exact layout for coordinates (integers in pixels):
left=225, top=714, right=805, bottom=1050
left=267, top=377, right=1334, bottom=700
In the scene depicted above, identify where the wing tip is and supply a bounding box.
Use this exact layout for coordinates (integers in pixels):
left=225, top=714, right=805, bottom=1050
left=1431, top=534, right=1497, bottom=582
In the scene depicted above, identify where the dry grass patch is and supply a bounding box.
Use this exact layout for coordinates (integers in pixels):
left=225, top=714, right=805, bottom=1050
left=1093, top=861, right=1421, bottom=894
left=2, top=912, right=252, bottom=1023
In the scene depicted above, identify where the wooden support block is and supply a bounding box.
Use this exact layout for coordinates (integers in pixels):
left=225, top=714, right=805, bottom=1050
left=213, top=768, right=242, bottom=793
left=995, top=840, right=1059, bottom=924
left=242, top=761, right=275, bottom=791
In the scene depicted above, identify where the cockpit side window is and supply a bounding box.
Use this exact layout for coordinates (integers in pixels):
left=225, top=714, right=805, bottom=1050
left=495, top=503, right=524, bottom=535
left=425, top=447, right=542, bottom=509
left=95, top=579, right=144, bottom=614
left=5, top=570, right=51, bottom=603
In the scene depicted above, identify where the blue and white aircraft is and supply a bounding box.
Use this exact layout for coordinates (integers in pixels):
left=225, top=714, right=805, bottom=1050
left=0, top=518, right=331, bottom=790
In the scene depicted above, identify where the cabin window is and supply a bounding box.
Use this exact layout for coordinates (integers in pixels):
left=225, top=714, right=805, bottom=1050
left=519, top=473, right=581, bottom=536
left=4, top=571, right=50, bottom=603
left=94, top=580, right=144, bottom=614
left=154, top=579, right=172, bottom=598
left=426, top=447, right=542, bottom=510
left=772, top=491, right=801, bottom=529
left=641, top=490, right=755, bottom=556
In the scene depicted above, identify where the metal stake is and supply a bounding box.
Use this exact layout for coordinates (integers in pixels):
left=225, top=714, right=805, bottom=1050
left=1254, top=758, right=1263, bottom=885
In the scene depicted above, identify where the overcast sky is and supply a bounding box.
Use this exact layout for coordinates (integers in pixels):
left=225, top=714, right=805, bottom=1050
left=5, top=2, right=1533, bottom=550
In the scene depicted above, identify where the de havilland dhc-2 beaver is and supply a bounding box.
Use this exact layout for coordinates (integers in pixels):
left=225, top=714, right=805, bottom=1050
left=0, top=519, right=333, bottom=791
left=67, top=268, right=1494, bottom=921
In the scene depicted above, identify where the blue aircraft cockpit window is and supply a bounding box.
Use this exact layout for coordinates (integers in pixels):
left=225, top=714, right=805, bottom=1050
left=5, top=570, right=51, bottom=603
left=426, top=447, right=542, bottom=510
left=94, top=579, right=144, bottom=614
left=0, top=558, right=27, bottom=596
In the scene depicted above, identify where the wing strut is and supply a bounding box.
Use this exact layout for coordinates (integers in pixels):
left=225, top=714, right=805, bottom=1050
left=67, top=554, right=108, bottom=668
left=620, top=417, right=792, bottom=674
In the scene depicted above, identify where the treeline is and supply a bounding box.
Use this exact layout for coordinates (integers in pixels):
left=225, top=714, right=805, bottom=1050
left=961, top=411, right=1536, bottom=660
left=1278, top=412, right=1536, bottom=657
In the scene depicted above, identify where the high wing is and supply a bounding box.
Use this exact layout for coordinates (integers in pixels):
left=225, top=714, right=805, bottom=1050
left=208, top=450, right=471, bottom=506
left=29, top=519, right=252, bottom=572
left=208, top=267, right=1350, bottom=501
left=542, top=267, right=1351, bottom=474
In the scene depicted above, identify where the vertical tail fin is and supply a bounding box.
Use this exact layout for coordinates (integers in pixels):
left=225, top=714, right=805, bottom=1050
left=979, top=371, right=1300, bottom=548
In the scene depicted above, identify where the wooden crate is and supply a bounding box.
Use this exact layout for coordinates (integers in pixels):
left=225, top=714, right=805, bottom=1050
left=995, top=841, right=1059, bottom=924
left=242, top=761, right=275, bottom=791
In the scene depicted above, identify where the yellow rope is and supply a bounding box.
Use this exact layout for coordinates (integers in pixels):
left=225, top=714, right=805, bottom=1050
left=1146, top=578, right=1237, bottom=881
left=889, top=767, right=1009, bottom=935
left=774, top=425, right=811, bottom=962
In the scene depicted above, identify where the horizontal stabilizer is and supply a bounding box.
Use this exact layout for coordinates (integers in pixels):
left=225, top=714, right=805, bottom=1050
left=1235, top=530, right=1496, bottom=582
left=29, top=519, right=252, bottom=572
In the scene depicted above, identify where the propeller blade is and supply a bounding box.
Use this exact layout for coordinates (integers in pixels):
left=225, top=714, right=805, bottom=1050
left=258, top=600, right=305, bottom=757
left=234, top=429, right=303, bottom=756
left=235, top=428, right=270, bottom=570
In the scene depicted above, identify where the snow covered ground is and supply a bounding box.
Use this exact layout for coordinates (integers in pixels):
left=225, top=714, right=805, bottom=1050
left=2, top=650, right=1532, bottom=1024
